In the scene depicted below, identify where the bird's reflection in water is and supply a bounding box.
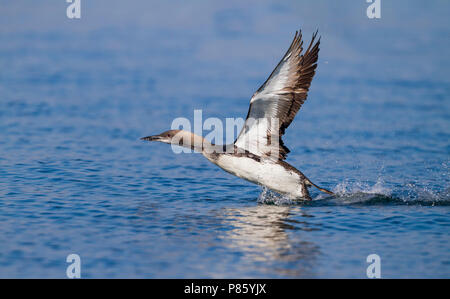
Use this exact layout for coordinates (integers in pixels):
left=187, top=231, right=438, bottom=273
left=219, top=204, right=321, bottom=278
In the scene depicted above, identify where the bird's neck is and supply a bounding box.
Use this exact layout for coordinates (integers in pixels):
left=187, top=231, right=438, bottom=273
left=175, top=131, right=214, bottom=153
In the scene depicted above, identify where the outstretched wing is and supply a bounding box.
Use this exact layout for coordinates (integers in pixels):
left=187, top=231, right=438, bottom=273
left=234, top=30, right=320, bottom=160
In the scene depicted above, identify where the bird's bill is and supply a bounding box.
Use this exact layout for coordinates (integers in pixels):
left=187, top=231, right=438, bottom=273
left=141, top=135, right=163, bottom=142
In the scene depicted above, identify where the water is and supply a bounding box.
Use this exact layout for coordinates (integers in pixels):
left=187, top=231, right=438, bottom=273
left=0, top=0, right=449, bottom=278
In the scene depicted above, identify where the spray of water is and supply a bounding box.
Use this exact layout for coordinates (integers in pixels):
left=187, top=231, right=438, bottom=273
left=257, top=177, right=450, bottom=206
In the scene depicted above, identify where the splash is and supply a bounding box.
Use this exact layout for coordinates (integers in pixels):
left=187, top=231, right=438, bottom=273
left=257, top=187, right=297, bottom=205
left=333, top=177, right=392, bottom=197
left=329, top=178, right=449, bottom=206
left=402, top=183, right=450, bottom=206
left=257, top=178, right=450, bottom=206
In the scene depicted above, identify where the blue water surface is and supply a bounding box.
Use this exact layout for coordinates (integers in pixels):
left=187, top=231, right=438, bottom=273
left=0, top=0, right=449, bottom=278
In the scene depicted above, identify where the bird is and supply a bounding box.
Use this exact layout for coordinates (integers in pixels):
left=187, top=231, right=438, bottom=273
left=141, top=30, right=334, bottom=200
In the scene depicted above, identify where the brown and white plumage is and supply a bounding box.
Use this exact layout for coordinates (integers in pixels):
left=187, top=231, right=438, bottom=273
left=142, top=30, right=333, bottom=200
left=234, top=30, right=320, bottom=160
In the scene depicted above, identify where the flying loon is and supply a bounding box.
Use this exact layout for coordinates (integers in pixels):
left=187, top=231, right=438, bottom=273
left=142, top=30, right=333, bottom=200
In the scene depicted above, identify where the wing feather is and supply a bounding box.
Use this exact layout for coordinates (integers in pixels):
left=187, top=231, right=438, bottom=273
left=234, top=30, right=320, bottom=160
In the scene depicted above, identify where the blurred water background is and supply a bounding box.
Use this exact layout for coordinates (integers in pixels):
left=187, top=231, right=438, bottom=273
left=0, top=0, right=449, bottom=278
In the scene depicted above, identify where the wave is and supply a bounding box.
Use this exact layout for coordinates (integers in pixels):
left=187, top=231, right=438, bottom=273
left=257, top=179, right=450, bottom=206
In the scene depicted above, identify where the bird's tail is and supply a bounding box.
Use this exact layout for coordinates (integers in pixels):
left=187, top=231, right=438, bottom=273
left=306, top=179, right=334, bottom=195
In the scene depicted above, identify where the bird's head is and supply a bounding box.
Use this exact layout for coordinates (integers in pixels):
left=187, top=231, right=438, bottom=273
left=141, top=130, right=209, bottom=152
left=141, top=129, right=182, bottom=144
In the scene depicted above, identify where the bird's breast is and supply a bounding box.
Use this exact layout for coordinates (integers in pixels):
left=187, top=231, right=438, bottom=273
left=211, top=154, right=302, bottom=195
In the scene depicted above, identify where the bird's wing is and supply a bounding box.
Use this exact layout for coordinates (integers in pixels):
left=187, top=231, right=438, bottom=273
left=234, top=30, right=320, bottom=160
